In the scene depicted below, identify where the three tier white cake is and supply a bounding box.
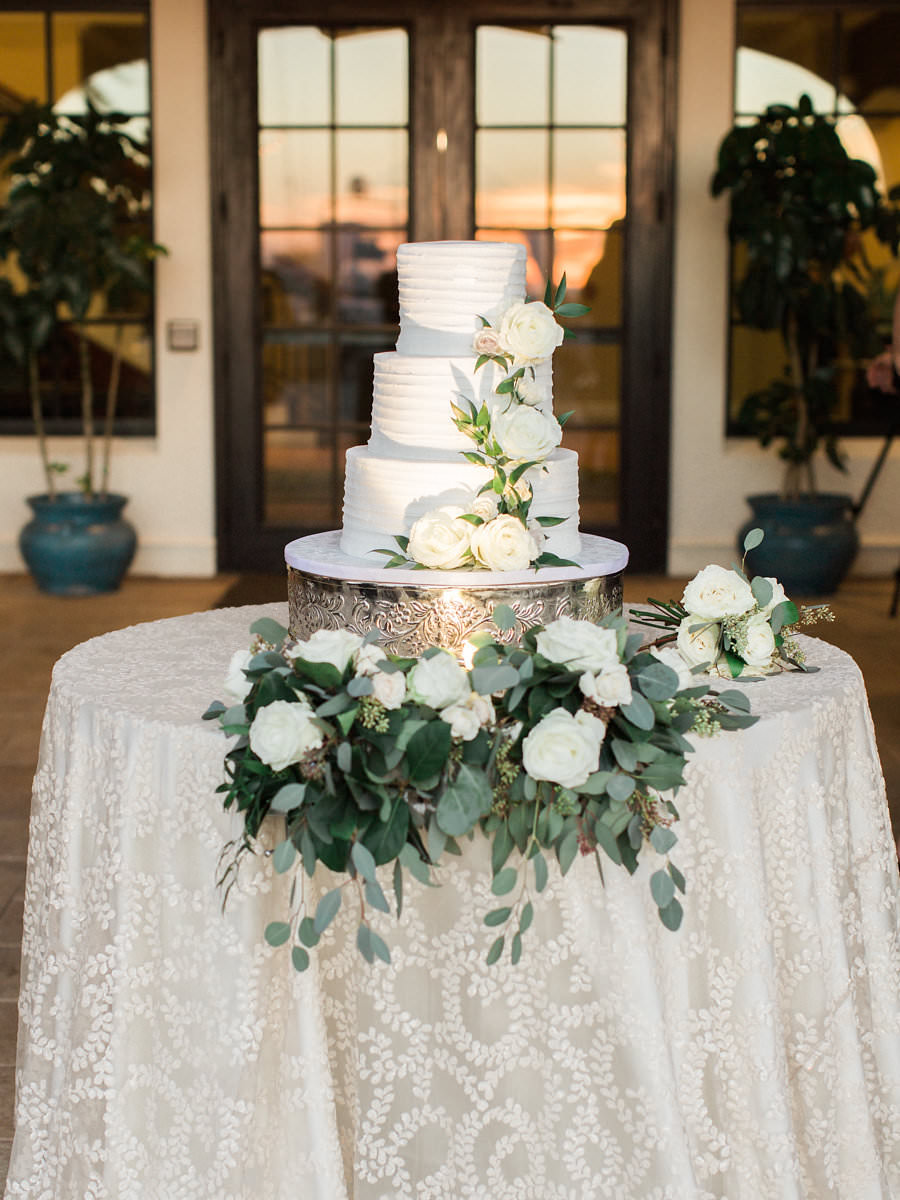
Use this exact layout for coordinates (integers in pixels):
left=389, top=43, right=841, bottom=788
left=340, top=241, right=581, bottom=562
left=284, top=240, right=629, bottom=656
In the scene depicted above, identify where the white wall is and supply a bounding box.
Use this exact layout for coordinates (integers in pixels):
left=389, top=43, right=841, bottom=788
left=0, top=0, right=216, bottom=577
left=670, top=0, right=900, bottom=577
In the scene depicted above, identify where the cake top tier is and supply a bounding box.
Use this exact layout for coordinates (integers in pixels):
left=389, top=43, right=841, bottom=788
left=395, top=240, right=527, bottom=357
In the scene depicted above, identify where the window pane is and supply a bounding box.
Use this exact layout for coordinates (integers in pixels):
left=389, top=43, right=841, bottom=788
left=263, top=335, right=328, bottom=427
left=264, top=427, right=335, bottom=526
left=261, top=231, right=331, bottom=326
left=335, top=229, right=401, bottom=325
left=335, top=130, right=407, bottom=226
left=335, top=28, right=407, bottom=126
left=553, top=129, right=626, bottom=228
left=556, top=342, right=620, bottom=428
left=0, top=15, right=45, bottom=106
left=338, top=335, right=392, bottom=425
left=840, top=11, right=900, bottom=111
left=568, top=430, right=620, bottom=526
left=52, top=13, right=148, bottom=111
left=258, top=26, right=330, bottom=126
left=474, top=228, right=552, bottom=298
left=476, top=129, right=549, bottom=228
left=259, top=129, right=330, bottom=227
left=736, top=12, right=837, bottom=114
left=554, top=227, right=621, bottom=327
left=553, top=26, right=626, bottom=126
left=476, top=26, right=549, bottom=126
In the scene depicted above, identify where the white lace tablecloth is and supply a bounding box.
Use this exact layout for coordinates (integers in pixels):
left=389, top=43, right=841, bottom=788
left=6, top=604, right=900, bottom=1200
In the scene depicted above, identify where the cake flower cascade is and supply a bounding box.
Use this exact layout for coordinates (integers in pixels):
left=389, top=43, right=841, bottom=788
left=377, top=276, right=588, bottom=572
left=205, top=609, right=755, bottom=970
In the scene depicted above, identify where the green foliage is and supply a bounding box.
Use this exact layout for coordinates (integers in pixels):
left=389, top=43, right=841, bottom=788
left=212, top=614, right=757, bottom=969
left=711, top=94, right=900, bottom=493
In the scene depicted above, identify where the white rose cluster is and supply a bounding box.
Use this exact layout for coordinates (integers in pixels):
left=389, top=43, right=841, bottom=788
left=249, top=695, right=323, bottom=771
left=354, top=641, right=407, bottom=710
left=406, top=503, right=540, bottom=572
left=536, top=615, right=620, bottom=673
left=490, top=404, right=561, bottom=462
left=288, top=627, right=363, bottom=673
left=497, top=300, right=565, bottom=363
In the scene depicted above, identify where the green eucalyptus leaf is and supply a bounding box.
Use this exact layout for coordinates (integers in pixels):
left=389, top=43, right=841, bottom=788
left=742, top=527, right=764, bottom=553
left=486, top=935, right=505, bottom=965
left=351, top=840, right=377, bottom=882
left=658, top=896, right=684, bottom=931
left=557, top=829, right=579, bottom=875
left=249, top=617, right=289, bottom=647
left=518, top=900, right=534, bottom=934
left=751, top=575, right=773, bottom=609
left=436, top=763, right=493, bottom=836
left=264, top=921, right=291, bottom=947
left=291, top=945, right=310, bottom=972
left=272, top=839, right=296, bottom=874
left=511, top=931, right=523, bottom=965
left=365, top=878, right=391, bottom=913
left=491, top=866, right=518, bottom=895
left=650, top=868, right=676, bottom=909
left=649, top=825, right=677, bottom=855
left=533, top=851, right=549, bottom=893
left=356, top=923, right=374, bottom=963
left=484, top=906, right=512, bottom=927
left=298, top=915, right=320, bottom=947
left=270, top=782, right=307, bottom=813
left=314, top=887, right=342, bottom=934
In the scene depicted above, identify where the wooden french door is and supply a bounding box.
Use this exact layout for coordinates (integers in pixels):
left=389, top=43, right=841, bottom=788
left=210, top=0, right=676, bottom=572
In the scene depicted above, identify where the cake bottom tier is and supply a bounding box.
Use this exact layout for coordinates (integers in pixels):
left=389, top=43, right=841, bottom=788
left=340, top=445, right=580, bottom=560
left=285, top=531, right=628, bottom=658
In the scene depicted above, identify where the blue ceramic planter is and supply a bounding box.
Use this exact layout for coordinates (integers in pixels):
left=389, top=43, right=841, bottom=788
left=19, top=492, right=137, bottom=595
left=737, top=492, right=858, bottom=596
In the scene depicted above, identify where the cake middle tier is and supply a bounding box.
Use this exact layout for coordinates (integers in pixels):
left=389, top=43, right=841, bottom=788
left=368, top=351, right=554, bottom=458
left=340, top=445, right=581, bottom=560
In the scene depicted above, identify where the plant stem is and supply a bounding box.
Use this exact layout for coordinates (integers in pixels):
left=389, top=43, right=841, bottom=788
left=77, top=325, right=95, bottom=497
left=100, top=323, right=123, bottom=497
left=28, top=351, right=54, bottom=498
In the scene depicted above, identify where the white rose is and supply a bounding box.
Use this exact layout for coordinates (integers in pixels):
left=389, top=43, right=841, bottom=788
left=522, top=707, right=606, bottom=789
left=759, top=577, right=789, bottom=616
left=579, top=663, right=632, bottom=707
left=470, top=514, right=538, bottom=571
left=497, top=300, right=565, bottom=362
left=536, top=616, right=620, bottom=673
left=676, top=616, right=721, bottom=669
left=407, top=506, right=472, bottom=569
left=649, top=645, right=694, bottom=693
left=440, top=703, right=481, bottom=741
left=491, top=405, right=562, bottom=462
left=515, top=372, right=551, bottom=408
left=681, top=565, right=755, bottom=620
left=408, top=650, right=471, bottom=710
left=289, top=627, right=363, bottom=673
left=354, top=641, right=388, bottom=677
left=741, top=612, right=777, bottom=668
left=249, top=697, right=323, bottom=770
left=469, top=491, right=499, bottom=522
left=223, top=648, right=254, bottom=703
left=370, top=669, right=407, bottom=710
left=466, top=691, right=495, bottom=726
left=473, top=327, right=502, bottom=356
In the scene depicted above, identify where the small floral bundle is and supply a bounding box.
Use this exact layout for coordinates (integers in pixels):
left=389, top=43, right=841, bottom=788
left=631, top=529, right=835, bottom=679
left=377, top=277, right=588, bottom=572
left=205, top=608, right=755, bottom=971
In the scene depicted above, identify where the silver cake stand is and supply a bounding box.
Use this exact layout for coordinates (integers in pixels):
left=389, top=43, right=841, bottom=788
left=285, top=531, right=628, bottom=657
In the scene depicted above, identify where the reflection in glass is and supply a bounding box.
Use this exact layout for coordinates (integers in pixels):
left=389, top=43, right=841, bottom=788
left=261, top=231, right=330, bottom=325
left=258, top=26, right=330, bottom=126
left=555, top=342, right=620, bottom=428
left=553, top=130, right=626, bottom=229
left=729, top=324, right=786, bottom=423
left=335, top=131, right=408, bottom=226
left=262, top=334, right=328, bottom=427
left=336, top=29, right=407, bottom=126
left=476, top=26, right=549, bottom=127
left=0, top=15, right=45, bottom=104
left=264, top=428, right=335, bottom=527
left=52, top=13, right=148, bottom=109
left=476, top=130, right=549, bottom=228
left=736, top=13, right=836, bottom=113
left=553, top=26, right=626, bottom=126
left=555, top=228, right=620, bottom=326
left=568, top=430, right=620, bottom=526
left=259, top=129, right=330, bottom=227
left=335, top=230, right=402, bottom=325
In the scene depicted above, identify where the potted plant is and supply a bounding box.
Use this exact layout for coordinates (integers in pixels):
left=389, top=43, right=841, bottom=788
left=711, top=93, right=900, bottom=594
left=0, top=100, right=165, bottom=594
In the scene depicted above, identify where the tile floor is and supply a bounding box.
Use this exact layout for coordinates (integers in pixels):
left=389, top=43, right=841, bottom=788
left=0, top=568, right=897, bottom=1189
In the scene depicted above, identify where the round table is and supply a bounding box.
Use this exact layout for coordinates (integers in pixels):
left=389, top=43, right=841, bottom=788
left=6, top=604, right=900, bottom=1199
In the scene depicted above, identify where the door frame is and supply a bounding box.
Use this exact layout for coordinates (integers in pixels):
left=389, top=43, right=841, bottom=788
left=209, top=0, right=677, bottom=572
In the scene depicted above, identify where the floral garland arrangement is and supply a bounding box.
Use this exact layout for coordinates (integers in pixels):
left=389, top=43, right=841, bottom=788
left=205, top=609, right=755, bottom=970
left=377, top=277, right=588, bottom=573
left=631, top=530, right=834, bottom=677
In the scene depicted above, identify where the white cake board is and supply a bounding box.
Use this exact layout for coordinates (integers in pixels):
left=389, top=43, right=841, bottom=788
left=284, top=530, right=628, bottom=586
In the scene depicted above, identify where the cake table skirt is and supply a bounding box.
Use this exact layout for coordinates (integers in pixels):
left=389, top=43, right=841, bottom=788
left=285, top=530, right=628, bottom=655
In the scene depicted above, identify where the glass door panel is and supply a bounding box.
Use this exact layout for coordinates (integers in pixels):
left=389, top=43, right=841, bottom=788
left=257, top=24, right=408, bottom=529
left=475, top=23, right=626, bottom=527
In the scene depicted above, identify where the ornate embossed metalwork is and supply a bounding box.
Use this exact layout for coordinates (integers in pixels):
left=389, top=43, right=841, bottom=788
left=288, top=566, right=624, bottom=657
